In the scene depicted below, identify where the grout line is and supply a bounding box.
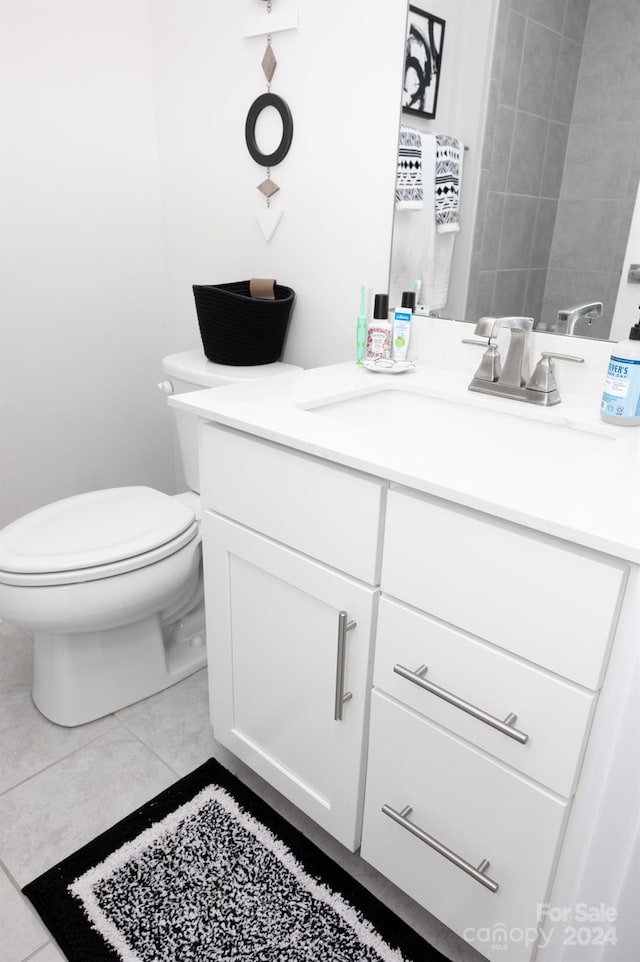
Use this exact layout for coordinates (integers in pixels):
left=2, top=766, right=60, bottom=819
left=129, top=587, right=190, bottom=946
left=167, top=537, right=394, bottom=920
left=0, top=856, right=50, bottom=957
left=20, top=942, right=57, bottom=962
left=113, top=713, right=183, bottom=780
left=0, top=706, right=184, bottom=809
left=0, top=716, right=123, bottom=802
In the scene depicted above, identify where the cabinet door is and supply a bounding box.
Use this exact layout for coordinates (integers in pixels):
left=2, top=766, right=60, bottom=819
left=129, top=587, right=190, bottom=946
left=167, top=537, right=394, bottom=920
left=203, top=512, right=378, bottom=851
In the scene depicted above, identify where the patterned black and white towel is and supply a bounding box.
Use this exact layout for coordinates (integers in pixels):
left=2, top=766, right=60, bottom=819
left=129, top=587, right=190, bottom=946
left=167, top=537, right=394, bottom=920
left=23, top=759, right=446, bottom=962
left=396, top=125, right=423, bottom=210
left=434, top=134, right=463, bottom=233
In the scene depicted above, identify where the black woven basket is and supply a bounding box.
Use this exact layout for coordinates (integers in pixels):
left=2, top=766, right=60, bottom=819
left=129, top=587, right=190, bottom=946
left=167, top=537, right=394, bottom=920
left=192, top=281, right=295, bottom=366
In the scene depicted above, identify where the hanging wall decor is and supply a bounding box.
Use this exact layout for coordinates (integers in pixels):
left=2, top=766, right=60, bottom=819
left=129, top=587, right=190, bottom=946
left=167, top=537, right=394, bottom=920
left=243, top=1, right=298, bottom=242
left=402, top=6, right=446, bottom=120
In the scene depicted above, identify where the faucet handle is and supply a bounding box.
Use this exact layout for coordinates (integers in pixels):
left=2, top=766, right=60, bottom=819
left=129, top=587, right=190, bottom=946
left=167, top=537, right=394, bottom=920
left=540, top=352, right=585, bottom=361
left=527, top=352, right=584, bottom=394
left=462, top=337, right=502, bottom=382
left=474, top=316, right=503, bottom=339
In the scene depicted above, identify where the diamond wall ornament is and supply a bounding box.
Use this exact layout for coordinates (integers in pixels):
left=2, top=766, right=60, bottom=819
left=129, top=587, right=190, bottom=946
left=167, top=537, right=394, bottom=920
left=262, top=44, right=277, bottom=83
left=258, top=177, right=280, bottom=197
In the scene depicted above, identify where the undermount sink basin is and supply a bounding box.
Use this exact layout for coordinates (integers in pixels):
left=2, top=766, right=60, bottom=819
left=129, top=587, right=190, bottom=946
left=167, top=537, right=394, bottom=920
left=304, top=385, right=618, bottom=446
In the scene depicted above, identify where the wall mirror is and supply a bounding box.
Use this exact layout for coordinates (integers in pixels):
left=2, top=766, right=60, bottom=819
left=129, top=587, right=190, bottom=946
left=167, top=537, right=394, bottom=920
left=389, top=0, right=640, bottom=342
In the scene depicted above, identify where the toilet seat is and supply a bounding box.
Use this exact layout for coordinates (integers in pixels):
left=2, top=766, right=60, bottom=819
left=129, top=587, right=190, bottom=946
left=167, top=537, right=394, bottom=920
left=0, top=486, right=198, bottom=587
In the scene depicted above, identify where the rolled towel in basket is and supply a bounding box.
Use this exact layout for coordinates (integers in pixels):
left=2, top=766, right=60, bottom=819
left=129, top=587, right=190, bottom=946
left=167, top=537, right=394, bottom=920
left=249, top=278, right=276, bottom=300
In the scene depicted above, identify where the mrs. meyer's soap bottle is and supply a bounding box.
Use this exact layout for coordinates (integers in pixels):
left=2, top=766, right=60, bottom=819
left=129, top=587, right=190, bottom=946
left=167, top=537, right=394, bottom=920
left=601, top=314, right=640, bottom=425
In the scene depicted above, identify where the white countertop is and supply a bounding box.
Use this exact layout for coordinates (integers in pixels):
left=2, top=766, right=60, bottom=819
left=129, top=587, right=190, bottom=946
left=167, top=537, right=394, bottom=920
left=171, top=340, right=640, bottom=564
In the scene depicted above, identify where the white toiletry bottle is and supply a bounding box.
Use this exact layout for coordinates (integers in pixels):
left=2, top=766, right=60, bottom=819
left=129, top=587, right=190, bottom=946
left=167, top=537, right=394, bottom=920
left=365, top=294, right=392, bottom=361
left=392, top=291, right=415, bottom=361
left=601, top=317, right=640, bottom=425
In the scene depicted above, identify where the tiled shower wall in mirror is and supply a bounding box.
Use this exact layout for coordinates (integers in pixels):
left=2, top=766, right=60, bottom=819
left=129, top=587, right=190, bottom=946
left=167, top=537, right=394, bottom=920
left=467, top=0, right=640, bottom=338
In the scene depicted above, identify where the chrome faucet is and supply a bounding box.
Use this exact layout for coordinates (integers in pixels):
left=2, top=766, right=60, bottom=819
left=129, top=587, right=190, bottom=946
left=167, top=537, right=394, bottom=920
left=467, top=316, right=533, bottom=387
left=463, top=316, right=584, bottom=406
left=557, top=302, right=603, bottom=335
left=498, top=316, right=532, bottom=386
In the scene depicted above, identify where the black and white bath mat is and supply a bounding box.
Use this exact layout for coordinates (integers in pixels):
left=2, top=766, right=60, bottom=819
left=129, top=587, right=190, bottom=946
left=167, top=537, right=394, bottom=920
left=23, top=758, right=447, bottom=962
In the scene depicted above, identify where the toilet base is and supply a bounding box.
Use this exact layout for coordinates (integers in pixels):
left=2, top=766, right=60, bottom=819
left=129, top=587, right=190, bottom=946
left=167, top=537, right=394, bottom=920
left=32, top=603, right=207, bottom=727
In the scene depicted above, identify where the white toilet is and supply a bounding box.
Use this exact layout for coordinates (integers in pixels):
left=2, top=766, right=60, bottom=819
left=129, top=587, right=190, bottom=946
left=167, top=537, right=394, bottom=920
left=0, top=351, right=299, bottom=727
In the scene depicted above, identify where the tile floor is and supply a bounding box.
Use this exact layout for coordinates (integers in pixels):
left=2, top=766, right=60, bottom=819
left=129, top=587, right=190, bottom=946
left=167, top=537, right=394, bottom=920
left=0, top=618, right=484, bottom=962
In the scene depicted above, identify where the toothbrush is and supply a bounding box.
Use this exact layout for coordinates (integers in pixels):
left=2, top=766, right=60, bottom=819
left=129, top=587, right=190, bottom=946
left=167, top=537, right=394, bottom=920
left=356, top=285, right=367, bottom=365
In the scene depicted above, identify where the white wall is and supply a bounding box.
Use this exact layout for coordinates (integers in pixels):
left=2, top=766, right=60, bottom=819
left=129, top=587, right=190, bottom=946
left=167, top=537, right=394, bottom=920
left=0, top=0, right=174, bottom=526
left=148, top=0, right=407, bottom=366
left=0, top=0, right=407, bottom=526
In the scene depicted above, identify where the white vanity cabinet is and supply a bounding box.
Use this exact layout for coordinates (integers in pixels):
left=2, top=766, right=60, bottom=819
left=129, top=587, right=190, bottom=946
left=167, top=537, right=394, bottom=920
left=360, top=486, right=628, bottom=962
left=199, top=425, right=386, bottom=851
left=197, top=420, right=632, bottom=962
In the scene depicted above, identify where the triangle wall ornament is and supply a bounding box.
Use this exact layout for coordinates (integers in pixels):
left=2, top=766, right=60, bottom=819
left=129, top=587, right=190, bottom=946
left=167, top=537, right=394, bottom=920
left=255, top=205, right=284, bottom=242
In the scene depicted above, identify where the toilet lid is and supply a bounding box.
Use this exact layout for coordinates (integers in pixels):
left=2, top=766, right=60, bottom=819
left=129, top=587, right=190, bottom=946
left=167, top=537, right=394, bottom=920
left=0, top=487, right=196, bottom=579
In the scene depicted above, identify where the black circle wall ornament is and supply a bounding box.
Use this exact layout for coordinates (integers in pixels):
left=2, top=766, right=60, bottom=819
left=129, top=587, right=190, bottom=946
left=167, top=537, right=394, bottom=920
left=245, top=92, right=293, bottom=168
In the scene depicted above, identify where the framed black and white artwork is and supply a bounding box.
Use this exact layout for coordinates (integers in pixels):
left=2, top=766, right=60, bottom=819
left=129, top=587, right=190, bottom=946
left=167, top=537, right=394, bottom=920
left=402, top=6, right=446, bottom=120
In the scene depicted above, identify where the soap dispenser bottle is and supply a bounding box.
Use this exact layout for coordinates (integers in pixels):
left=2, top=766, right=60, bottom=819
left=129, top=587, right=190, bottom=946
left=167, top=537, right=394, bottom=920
left=601, top=312, right=640, bottom=425
left=365, top=294, right=392, bottom=361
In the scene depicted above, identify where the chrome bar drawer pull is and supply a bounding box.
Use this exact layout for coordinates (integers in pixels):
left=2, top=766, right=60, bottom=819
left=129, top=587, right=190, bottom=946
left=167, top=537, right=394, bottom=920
left=393, top=663, right=529, bottom=745
left=334, top=611, right=356, bottom=721
left=382, top=803, right=500, bottom=893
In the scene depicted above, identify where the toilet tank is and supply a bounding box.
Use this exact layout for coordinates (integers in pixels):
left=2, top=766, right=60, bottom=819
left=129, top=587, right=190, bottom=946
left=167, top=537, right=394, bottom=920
left=161, top=350, right=302, bottom=493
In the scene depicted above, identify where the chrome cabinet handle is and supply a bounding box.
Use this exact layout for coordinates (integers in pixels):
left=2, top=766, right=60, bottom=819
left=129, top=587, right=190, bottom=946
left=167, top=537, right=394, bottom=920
left=382, top=804, right=499, bottom=893
left=335, top=611, right=356, bottom=721
left=393, top=663, right=529, bottom=745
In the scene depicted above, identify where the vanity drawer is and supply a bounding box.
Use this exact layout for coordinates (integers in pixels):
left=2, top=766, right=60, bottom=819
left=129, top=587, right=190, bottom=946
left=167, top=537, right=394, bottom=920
left=361, top=691, right=568, bottom=962
left=200, top=425, right=385, bottom=583
left=375, top=597, right=595, bottom=797
left=381, top=487, right=627, bottom=689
